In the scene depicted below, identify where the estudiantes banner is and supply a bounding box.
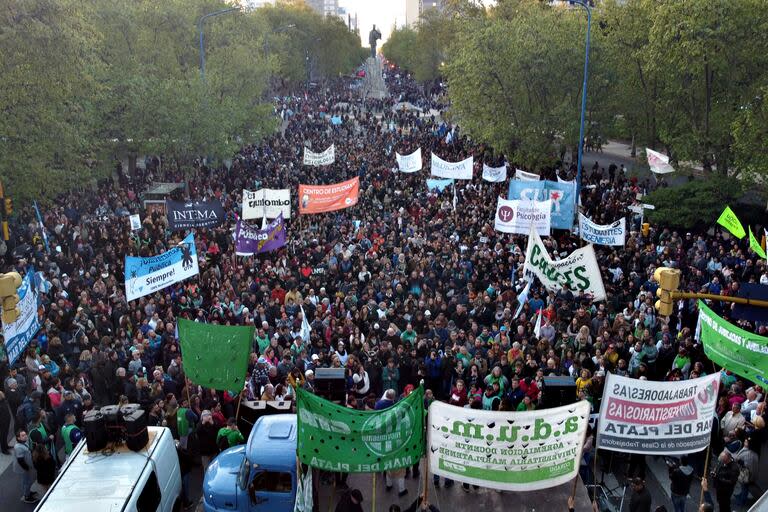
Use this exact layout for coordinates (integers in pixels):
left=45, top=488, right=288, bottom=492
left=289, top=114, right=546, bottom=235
left=3, top=272, right=42, bottom=365
left=165, top=199, right=225, bottom=230
left=303, top=145, right=335, bottom=166
left=242, top=189, right=291, bottom=219
left=430, top=153, right=473, bottom=180
left=578, top=213, right=626, bottom=246
left=494, top=197, right=551, bottom=236
left=597, top=372, right=720, bottom=455
left=428, top=401, right=590, bottom=491
left=698, top=300, right=768, bottom=385
left=298, top=177, right=359, bottom=214
left=523, top=229, right=607, bottom=301
left=396, top=148, right=422, bottom=173
left=125, top=233, right=199, bottom=302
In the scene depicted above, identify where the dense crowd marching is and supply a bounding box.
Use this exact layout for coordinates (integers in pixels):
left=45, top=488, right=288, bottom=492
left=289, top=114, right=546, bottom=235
left=0, top=61, right=766, bottom=512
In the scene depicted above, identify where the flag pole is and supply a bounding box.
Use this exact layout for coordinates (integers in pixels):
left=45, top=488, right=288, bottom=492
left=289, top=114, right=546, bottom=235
left=699, top=443, right=712, bottom=507
left=371, top=472, right=377, bottom=512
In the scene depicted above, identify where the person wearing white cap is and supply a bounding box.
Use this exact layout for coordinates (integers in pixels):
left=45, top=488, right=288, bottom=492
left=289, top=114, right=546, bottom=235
left=197, top=410, right=218, bottom=469
left=303, top=370, right=315, bottom=393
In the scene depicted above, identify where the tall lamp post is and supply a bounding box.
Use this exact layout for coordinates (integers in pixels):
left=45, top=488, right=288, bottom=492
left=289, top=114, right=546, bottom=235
left=569, top=0, right=592, bottom=213
left=198, top=7, right=241, bottom=81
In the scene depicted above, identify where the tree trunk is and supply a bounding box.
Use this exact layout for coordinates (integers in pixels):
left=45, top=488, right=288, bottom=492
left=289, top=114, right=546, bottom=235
left=703, top=60, right=713, bottom=172
left=630, top=133, right=636, bottom=158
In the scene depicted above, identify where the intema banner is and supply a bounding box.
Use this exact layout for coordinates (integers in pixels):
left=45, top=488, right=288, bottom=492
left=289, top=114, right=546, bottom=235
left=578, top=214, right=626, bottom=246
left=597, top=372, right=720, bottom=455
left=242, top=189, right=291, bottom=219
left=494, top=197, right=551, bottom=236
left=431, top=153, right=473, bottom=180
left=303, top=145, right=335, bottom=166
left=428, top=401, right=590, bottom=491
left=125, top=233, right=199, bottom=302
left=523, top=229, right=606, bottom=301
left=166, top=200, right=225, bottom=230
left=396, top=148, right=422, bottom=173
left=298, top=177, right=359, bottom=214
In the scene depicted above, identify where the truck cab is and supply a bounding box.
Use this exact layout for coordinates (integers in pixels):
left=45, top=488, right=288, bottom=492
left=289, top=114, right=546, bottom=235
left=203, top=414, right=297, bottom=512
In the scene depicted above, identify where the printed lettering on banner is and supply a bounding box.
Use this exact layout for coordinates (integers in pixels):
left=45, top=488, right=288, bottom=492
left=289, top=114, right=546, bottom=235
left=242, top=189, right=291, bottom=219
left=578, top=214, right=626, bottom=246
left=428, top=401, right=590, bottom=491
left=124, top=233, right=200, bottom=302
left=395, top=148, right=422, bottom=173
left=494, top=197, right=551, bottom=236
left=597, top=373, right=720, bottom=455
left=298, top=177, right=360, bottom=214
left=165, top=200, right=225, bottom=230
left=430, top=153, right=473, bottom=180
left=129, top=214, right=142, bottom=231
left=303, top=145, right=335, bottom=166
left=2, top=272, right=42, bottom=365
left=523, top=229, right=606, bottom=301
left=482, top=163, right=507, bottom=182
left=509, top=180, right=575, bottom=230
left=514, top=169, right=540, bottom=181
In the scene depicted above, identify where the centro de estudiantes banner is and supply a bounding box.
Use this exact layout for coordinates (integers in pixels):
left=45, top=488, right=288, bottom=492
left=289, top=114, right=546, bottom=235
left=429, top=401, right=590, bottom=491
left=242, top=189, right=291, bottom=219
left=124, top=233, right=200, bottom=302
left=298, top=177, right=359, bottom=214
left=3, top=272, right=42, bottom=365
left=303, top=145, right=335, bottom=166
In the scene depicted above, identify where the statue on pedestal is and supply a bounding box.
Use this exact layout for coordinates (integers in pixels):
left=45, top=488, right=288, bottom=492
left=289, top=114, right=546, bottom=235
left=368, top=25, right=381, bottom=59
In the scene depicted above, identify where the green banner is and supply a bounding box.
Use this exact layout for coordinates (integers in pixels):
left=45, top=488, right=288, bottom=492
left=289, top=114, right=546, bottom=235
left=177, top=318, right=253, bottom=390
left=716, top=206, right=745, bottom=239
left=698, top=300, right=768, bottom=385
left=749, top=227, right=766, bottom=259
left=296, top=386, right=425, bottom=472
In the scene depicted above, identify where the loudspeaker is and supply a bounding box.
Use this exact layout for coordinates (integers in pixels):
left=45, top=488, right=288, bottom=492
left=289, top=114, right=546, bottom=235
left=314, top=368, right=346, bottom=403
left=83, top=410, right=108, bottom=452
left=119, top=403, right=141, bottom=418
left=100, top=405, right=120, bottom=423
left=124, top=410, right=149, bottom=451
left=100, top=405, right=123, bottom=442
left=541, top=376, right=577, bottom=409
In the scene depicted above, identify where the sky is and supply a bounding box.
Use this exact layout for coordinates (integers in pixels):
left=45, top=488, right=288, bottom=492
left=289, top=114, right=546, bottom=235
left=339, top=0, right=406, bottom=45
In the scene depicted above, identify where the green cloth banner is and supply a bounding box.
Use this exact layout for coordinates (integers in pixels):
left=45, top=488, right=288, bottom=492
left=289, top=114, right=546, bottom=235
left=698, top=300, right=768, bottom=385
left=296, top=386, right=425, bottom=472
left=177, top=318, right=253, bottom=390
left=716, top=206, right=745, bottom=239
left=749, top=227, right=766, bottom=259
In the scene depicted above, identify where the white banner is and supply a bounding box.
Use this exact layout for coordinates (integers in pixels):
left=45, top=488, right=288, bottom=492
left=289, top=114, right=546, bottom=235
left=597, top=373, right=720, bottom=455
left=129, top=214, right=142, bottom=231
left=578, top=214, right=626, bottom=246
left=494, top=197, right=551, bottom=236
left=431, top=153, right=473, bottom=180
left=482, top=163, right=507, bottom=182
left=395, top=148, right=422, bottom=173
left=515, top=169, right=540, bottom=181
left=303, top=145, right=335, bottom=166
left=523, top=229, right=606, bottom=301
left=2, top=272, right=41, bottom=365
left=646, top=148, right=675, bottom=174
left=428, top=401, right=590, bottom=491
left=242, top=189, right=291, bottom=219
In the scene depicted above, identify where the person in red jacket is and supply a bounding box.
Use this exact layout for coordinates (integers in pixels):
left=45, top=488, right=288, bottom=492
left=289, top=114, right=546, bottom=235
left=449, top=380, right=468, bottom=407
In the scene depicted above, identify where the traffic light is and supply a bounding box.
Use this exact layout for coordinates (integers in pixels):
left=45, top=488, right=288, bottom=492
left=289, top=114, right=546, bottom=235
left=3, top=197, right=11, bottom=216
left=654, top=267, right=680, bottom=317
left=642, top=222, right=650, bottom=237
left=0, top=272, right=22, bottom=324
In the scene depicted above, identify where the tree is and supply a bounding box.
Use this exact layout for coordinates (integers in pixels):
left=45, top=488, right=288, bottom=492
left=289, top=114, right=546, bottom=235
left=644, top=177, right=743, bottom=229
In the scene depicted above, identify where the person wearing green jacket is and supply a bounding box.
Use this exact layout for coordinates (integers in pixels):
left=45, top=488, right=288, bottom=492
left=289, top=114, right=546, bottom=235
left=381, top=359, right=400, bottom=395
left=60, top=413, right=82, bottom=458
left=217, top=418, right=245, bottom=452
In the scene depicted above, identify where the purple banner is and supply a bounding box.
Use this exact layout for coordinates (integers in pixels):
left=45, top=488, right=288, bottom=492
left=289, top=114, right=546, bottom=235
left=235, top=214, right=286, bottom=256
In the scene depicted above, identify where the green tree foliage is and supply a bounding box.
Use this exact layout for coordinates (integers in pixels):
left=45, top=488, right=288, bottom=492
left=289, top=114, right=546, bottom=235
left=644, top=177, right=743, bottom=229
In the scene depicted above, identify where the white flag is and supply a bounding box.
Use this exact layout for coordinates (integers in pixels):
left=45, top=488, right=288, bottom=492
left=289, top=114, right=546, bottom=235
left=514, top=279, right=531, bottom=319
left=300, top=305, right=311, bottom=343
left=646, top=148, right=675, bottom=174
left=533, top=309, right=542, bottom=337
left=514, top=168, right=540, bottom=181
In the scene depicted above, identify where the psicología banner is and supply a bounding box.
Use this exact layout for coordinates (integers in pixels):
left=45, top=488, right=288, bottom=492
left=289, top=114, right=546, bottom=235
left=494, top=197, right=551, bottom=236
left=124, top=233, right=199, bottom=302
left=303, top=145, right=335, bottom=166
left=242, top=189, right=291, bottom=219
left=578, top=213, right=626, bottom=246
left=396, top=148, right=422, bottom=173
left=431, top=153, right=473, bottom=180
left=428, top=400, right=590, bottom=491
left=3, top=272, right=42, bottom=365
left=508, top=180, right=575, bottom=230
left=298, top=177, right=359, bottom=214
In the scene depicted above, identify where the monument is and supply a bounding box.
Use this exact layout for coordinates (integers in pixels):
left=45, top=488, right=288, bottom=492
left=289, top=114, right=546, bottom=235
left=368, top=25, right=381, bottom=59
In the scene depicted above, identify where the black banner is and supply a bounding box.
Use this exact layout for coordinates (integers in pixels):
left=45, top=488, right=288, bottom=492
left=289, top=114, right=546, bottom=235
left=166, top=200, right=225, bottom=230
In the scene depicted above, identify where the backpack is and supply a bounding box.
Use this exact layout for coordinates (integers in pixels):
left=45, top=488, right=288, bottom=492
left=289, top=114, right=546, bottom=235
left=738, top=462, right=751, bottom=484
left=16, top=400, right=35, bottom=429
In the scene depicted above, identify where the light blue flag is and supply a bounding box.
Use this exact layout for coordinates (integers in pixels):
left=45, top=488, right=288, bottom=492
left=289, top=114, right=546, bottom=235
left=508, top=180, right=574, bottom=230
left=330, top=116, right=342, bottom=125
left=124, top=233, right=199, bottom=302
left=426, top=178, right=454, bottom=193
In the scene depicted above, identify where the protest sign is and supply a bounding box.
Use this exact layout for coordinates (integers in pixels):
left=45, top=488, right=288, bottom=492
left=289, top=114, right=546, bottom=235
left=514, top=169, right=540, bottom=181
left=303, top=145, right=335, bottom=166
left=426, top=179, right=454, bottom=192
left=494, top=197, right=551, bottom=236
left=698, top=300, right=768, bottom=385
left=597, top=372, right=720, bottom=454
left=396, top=148, right=422, bottom=173
left=234, top=215, right=286, bottom=256
left=298, top=177, right=359, bottom=214
left=297, top=386, right=424, bottom=472
left=646, top=148, right=676, bottom=174
left=242, top=188, right=291, bottom=219
left=428, top=401, right=590, bottom=491
left=125, top=233, right=199, bottom=302
left=482, top=163, right=507, bottom=183
left=431, top=153, right=473, bottom=180
left=509, top=180, right=575, bottom=230
left=2, top=272, right=41, bottom=365
left=523, top=229, right=606, bottom=301
left=178, top=318, right=253, bottom=390
left=717, top=206, right=746, bottom=239
left=129, top=214, right=142, bottom=231
left=166, top=200, right=225, bottom=230
left=578, top=214, right=626, bottom=246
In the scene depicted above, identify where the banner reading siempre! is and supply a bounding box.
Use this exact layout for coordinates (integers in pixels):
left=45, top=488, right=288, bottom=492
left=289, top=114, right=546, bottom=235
left=297, top=386, right=425, bottom=472
left=698, top=300, right=768, bottom=385
left=125, top=233, right=199, bottom=302
left=3, top=272, right=42, bottom=365
left=298, top=177, right=359, bottom=214
left=597, top=372, right=720, bottom=455
left=429, top=401, right=590, bottom=491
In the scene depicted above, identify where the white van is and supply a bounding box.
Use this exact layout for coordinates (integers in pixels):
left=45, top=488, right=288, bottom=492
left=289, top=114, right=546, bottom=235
left=35, top=426, right=182, bottom=512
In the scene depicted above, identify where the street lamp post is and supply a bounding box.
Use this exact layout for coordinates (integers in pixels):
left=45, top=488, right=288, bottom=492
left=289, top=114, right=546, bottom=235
left=570, top=0, right=592, bottom=214
left=198, top=7, right=241, bottom=81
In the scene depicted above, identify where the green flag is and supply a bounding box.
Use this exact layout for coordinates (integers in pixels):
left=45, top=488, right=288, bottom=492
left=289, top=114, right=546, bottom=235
left=716, top=206, right=745, bottom=239
left=177, top=318, right=253, bottom=390
left=749, top=227, right=766, bottom=259
left=698, top=300, right=768, bottom=385
left=296, top=386, right=425, bottom=472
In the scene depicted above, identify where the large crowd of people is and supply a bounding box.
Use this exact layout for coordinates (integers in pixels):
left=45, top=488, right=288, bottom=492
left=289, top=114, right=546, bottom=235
left=0, top=60, right=766, bottom=511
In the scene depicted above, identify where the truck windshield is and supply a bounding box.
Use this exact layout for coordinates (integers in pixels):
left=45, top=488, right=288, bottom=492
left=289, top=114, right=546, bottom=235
left=237, top=457, right=250, bottom=491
